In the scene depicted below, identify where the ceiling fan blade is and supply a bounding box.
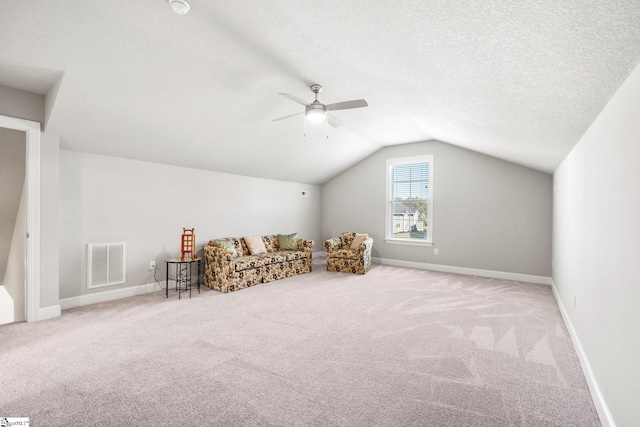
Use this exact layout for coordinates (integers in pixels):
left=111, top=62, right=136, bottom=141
left=325, top=99, right=368, bottom=111
left=278, top=93, right=309, bottom=106
left=327, top=113, right=343, bottom=128
left=272, top=112, right=304, bottom=122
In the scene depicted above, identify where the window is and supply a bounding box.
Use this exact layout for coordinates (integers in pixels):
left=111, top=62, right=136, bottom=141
left=386, top=155, right=433, bottom=245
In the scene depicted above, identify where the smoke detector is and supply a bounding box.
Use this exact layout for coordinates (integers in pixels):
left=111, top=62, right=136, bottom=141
left=169, top=0, right=190, bottom=15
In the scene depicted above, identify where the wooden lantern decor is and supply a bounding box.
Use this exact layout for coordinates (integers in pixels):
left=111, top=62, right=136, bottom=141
left=181, top=228, right=195, bottom=261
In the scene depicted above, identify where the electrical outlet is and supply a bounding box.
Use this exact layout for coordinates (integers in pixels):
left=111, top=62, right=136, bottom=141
left=149, top=261, right=156, bottom=271
left=434, top=248, right=439, bottom=255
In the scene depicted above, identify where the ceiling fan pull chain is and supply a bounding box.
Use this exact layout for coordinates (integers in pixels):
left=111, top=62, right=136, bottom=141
left=326, top=116, right=329, bottom=139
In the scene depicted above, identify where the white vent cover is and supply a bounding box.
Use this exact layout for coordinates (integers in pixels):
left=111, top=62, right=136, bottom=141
left=87, top=242, right=126, bottom=289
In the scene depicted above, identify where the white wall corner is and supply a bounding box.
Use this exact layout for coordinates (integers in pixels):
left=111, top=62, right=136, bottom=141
left=551, top=279, right=616, bottom=427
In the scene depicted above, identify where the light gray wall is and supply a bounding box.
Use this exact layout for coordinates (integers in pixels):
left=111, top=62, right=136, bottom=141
left=322, top=140, right=552, bottom=277
left=40, top=133, right=60, bottom=309
left=0, top=84, right=44, bottom=126
left=59, top=150, right=321, bottom=299
left=553, top=63, right=640, bottom=426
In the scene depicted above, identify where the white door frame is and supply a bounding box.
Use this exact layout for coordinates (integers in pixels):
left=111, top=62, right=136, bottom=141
left=0, top=114, right=40, bottom=322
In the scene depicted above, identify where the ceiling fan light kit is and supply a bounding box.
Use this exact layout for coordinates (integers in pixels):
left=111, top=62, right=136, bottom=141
left=273, top=84, right=368, bottom=133
left=305, top=107, right=327, bottom=123
left=169, top=0, right=190, bottom=15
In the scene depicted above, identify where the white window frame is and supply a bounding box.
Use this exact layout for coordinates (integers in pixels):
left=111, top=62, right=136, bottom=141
left=385, top=155, right=433, bottom=246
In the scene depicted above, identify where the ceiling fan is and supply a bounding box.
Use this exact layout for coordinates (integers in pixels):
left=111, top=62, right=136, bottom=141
left=273, top=84, right=368, bottom=128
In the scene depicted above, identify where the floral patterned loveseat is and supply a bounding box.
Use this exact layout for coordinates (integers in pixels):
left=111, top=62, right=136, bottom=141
left=324, top=232, right=373, bottom=274
left=203, top=234, right=314, bottom=293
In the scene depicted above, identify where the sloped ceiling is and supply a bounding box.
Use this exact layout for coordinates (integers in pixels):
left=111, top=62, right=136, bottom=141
left=1, top=1, right=639, bottom=184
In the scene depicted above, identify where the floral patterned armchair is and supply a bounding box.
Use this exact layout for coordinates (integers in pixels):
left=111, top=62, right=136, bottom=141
left=323, top=232, right=373, bottom=274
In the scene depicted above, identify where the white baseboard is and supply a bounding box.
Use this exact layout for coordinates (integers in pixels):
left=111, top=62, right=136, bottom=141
left=551, top=280, right=615, bottom=427
left=38, top=304, right=61, bottom=321
left=59, top=280, right=176, bottom=311
left=372, top=257, right=552, bottom=285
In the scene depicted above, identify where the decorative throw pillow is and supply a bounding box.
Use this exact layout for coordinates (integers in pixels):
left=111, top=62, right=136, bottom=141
left=243, top=236, right=267, bottom=255
left=214, top=240, right=237, bottom=257
left=278, top=233, right=298, bottom=251
left=350, top=233, right=368, bottom=250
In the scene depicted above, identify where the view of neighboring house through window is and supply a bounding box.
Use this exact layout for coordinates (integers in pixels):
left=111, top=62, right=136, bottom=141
left=386, top=155, right=433, bottom=244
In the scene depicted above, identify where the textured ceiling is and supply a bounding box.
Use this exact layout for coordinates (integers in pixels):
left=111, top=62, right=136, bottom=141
left=1, top=0, right=639, bottom=184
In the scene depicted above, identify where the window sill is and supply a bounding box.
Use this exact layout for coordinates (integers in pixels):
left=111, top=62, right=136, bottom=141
left=385, top=238, right=433, bottom=247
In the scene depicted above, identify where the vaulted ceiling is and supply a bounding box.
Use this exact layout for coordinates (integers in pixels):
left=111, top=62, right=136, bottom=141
left=2, top=1, right=639, bottom=184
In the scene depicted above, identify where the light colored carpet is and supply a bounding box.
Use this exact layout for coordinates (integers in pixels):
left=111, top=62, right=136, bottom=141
left=0, top=258, right=600, bottom=426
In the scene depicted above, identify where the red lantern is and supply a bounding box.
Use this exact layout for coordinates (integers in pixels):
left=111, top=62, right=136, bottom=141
left=181, top=228, right=195, bottom=261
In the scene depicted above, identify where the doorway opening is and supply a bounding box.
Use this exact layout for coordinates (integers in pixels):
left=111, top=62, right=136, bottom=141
left=0, top=127, right=26, bottom=324
left=0, top=114, right=41, bottom=322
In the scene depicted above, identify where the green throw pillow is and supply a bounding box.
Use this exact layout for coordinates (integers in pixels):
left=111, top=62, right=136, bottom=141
left=278, top=233, right=298, bottom=251
left=214, top=240, right=237, bottom=256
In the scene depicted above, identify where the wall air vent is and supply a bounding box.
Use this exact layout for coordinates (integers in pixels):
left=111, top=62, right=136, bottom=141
left=87, top=242, right=126, bottom=289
